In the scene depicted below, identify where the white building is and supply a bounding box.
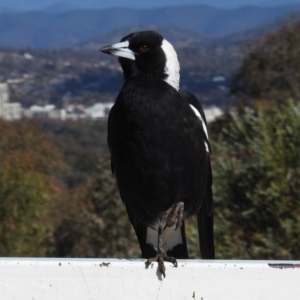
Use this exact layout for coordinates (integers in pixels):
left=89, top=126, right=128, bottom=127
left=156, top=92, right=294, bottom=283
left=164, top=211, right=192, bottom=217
left=2, top=103, right=22, bottom=120
left=22, top=105, right=66, bottom=120
left=0, top=83, right=9, bottom=118
left=84, top=102, right=114, bottom=119
left=0, top=83, right=22, bottom=120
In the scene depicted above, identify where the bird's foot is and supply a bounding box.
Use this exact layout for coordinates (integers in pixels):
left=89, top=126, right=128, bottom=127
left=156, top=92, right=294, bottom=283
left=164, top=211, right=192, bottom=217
left=145, top=203, right=184, bottom=278
left=162, top=202, right=184, bottom=230
left=145, top=248, right=177, bottom=278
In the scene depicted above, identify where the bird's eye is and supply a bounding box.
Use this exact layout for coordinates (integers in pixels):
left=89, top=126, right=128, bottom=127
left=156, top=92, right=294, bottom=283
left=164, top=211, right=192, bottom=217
left=139, top=44, right=149, bottom=53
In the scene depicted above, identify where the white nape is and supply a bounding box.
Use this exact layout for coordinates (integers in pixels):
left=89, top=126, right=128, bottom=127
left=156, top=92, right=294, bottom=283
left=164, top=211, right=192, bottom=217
left=161, top=39, right=180, bottom=91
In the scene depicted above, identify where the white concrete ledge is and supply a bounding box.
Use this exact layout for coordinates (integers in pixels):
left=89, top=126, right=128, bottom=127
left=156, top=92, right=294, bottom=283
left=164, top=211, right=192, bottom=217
left=1, top=258, right=300, bottom=299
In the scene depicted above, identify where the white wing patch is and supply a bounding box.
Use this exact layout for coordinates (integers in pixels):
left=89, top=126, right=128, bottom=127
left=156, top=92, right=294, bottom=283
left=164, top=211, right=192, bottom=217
left=189, top=104, right=209, bottom=153
left=161, top=39, right=180, bottom=91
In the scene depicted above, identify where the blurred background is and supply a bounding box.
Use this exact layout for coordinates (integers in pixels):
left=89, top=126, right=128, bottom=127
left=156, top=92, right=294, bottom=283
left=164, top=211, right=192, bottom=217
left=0, top=0, right=299, bottom=259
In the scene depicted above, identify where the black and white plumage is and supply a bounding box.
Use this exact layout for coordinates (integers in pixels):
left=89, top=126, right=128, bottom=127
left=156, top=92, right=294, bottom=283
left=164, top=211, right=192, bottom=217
left=100, top=31, right=215, bottom=275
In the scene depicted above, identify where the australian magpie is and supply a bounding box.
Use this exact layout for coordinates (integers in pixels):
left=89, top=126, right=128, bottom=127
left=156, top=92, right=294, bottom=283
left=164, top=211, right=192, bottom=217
left=100, top=31, right=215, bottom=277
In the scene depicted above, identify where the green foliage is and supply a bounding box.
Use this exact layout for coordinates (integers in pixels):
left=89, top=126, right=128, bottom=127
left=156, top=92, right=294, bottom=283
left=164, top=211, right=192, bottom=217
left=51, top=155, right=140, bottom=258
left=0, top=120, right=65, bottom=256
left=185, top=215, right=200, bottom=258
left=0, top=155, right=51, bottom=256
left=210, top=101, right=300, bottom=259
left=42, top=119, right=108, bottom=187
left=231, top=19, right=300, bottom=103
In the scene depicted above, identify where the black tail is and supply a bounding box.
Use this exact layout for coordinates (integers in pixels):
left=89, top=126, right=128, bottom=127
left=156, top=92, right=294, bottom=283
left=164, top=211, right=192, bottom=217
left=197, top=162, right=215, bottom=259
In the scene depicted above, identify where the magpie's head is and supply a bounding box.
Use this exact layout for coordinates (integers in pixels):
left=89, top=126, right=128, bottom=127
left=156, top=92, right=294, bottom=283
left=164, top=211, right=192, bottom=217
left=100, top=31, right=180, bottom=90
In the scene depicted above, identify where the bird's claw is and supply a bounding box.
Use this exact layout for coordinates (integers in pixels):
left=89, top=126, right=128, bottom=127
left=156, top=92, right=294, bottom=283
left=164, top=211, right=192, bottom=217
left=145, top=248, right=177, bottom=278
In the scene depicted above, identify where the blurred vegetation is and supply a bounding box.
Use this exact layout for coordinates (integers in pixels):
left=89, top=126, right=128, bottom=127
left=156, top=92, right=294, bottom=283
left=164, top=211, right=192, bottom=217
left=231, top=18, right=300, bottom=104
left=41, top=120, right=108, bottom=188
left=0, top=120, right=66, bottom=256
left=1, top=19, right=300, bottom=259
left=211, top=101, right=300, bottom=259
left=51, top=155, right=140, bottom=258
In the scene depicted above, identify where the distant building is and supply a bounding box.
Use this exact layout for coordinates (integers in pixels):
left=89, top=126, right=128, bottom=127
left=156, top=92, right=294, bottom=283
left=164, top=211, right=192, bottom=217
left=0, top=83, right=9, bottom=118
left=24, top=53, right=34, bottom=60
left=0, top=83, right=22, bottom=120
left=49, top=109, right=67, bottom=120
left=3, top=103, right=22, bottom=120
left=212, top=75, right=226, bottom=82
left=23, top=105, right=67, bottom=120
left=85, top=102, right=114, bottom=119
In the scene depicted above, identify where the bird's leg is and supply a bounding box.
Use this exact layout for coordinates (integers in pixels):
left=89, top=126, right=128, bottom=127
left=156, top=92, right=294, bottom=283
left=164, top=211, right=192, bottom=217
left=162, top=202, right=184, bottom=230
left=145, top=225, right=177, bottom=277
left=145, top=202, right=184, bottom=277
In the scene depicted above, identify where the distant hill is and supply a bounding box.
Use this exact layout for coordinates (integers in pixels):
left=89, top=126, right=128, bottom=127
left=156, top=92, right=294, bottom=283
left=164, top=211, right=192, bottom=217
left=80, top=26, right=211, bottom=50
left=45, top=3, right=82, bottom=13
left=0, top=4, right=299, bottom=48
left=223, top=10, right=300, bottom=45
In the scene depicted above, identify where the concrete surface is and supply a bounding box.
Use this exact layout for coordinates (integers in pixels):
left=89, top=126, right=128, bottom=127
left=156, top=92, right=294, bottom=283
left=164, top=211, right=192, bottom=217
left=0, top=258, right=299, bottom=299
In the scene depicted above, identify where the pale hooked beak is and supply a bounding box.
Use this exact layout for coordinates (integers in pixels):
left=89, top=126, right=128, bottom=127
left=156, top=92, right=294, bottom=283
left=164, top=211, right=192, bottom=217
left=99, top=40, right=135, bottom=60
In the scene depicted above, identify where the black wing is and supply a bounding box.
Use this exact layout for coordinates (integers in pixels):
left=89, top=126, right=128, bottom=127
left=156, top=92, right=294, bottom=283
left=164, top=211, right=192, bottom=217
left=179, top=89, right=215, bottom=259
